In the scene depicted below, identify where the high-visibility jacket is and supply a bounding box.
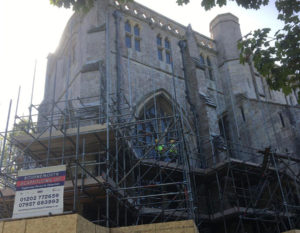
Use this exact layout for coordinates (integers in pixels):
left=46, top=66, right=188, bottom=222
left=169, top=144, right=177, bottom=154
left=155, top=144, right=164, bottom=153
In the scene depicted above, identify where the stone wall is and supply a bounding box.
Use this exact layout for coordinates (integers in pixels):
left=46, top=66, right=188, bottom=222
left=38, top=0, right=300, bottom=165
left=228, top=95, right=300, bottom=162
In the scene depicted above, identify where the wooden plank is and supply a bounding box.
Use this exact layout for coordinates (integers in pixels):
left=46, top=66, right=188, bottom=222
left=0, top=221, right=3, bottom=233
left=26, top=214, right=77, bottom=233
left=0, top=214, right=199, bottom=233
left=76, top=214, right=96, bottom=233
left=95, top=225, right=109, bottom=233
left=111, top=220, right=198, bottom=233
left=3, top=219, right=26, bottom=233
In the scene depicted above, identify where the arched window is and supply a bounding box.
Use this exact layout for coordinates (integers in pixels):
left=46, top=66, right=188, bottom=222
left=157, top=35, right=163, bottom=61
left=279, top=112, right=285, bottom=127
left=125, top=21, right=132, bottom=48
left=207, top=57, right=214, bottom=80
left=134, top=94, right=178, bottom=161
left=164, top=38, right=170, bottom=49
left=206, top=56, right=211, bottom=66
left=199, top=54, right=205, bottom=66
left=165, top=38, right=171, bottom=64
left=125, top=21, right=131, bottom=33
left=134, top=24, right=140, bottom=36
left=134, top=25, right=141, bottom=51
left=125, top=21, right=141, bottom=51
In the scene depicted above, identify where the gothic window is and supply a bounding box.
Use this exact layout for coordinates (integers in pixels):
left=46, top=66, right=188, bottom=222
left=207, top=57, right=214, bottom=80
left=157, top=35, right=163, bottom=61
left=199, top=54, right=205, bottom=66
left=125, top=21, right=132, bottom=48
left=279, top=113, right=285, bottom=127
left=156, top=36, right=172, bottom=64
left=165, top=38, right=171, bottom=64
left=165, top=38, right=170, bottom=49
left=125, top=22, right=141, bottom=51
left=157, top=35, right=162, bottom=46
left=166, top=52, right=171, bottom=64
left=134, top=25, right=141, bottom=52
left=134, top=24, right=140, bottom=36
left=125, top=21, right=131, bottom=33
left=134, top=95, right=177, bottom=160
left=218, top=115, right=231, bottom=144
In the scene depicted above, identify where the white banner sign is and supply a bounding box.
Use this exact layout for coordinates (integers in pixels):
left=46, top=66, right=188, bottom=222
left=12, top=165, right=66, bottom=219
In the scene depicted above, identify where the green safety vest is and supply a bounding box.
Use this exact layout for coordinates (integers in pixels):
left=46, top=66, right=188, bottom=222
left=155, top=144, right=164, bottom=153
left=169, top=144, right=177, bottom=153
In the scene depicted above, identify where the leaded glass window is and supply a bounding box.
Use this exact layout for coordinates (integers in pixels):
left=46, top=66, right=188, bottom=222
left=165, top=38, right=171, bottom=64
left=157, top=35, right=163, bottom=61
left=134, top=96, right=178, bottom=161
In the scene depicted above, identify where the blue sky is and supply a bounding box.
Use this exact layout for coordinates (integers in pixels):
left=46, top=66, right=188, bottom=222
left=0, top=0, right=282, bottom=131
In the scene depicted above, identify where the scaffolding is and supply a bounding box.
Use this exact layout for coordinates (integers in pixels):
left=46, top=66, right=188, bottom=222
left=0, top=15, right=299, bottom=233
left=0, top=84, right=299, bottom=232
left=0, top=86, right=198, bottom=225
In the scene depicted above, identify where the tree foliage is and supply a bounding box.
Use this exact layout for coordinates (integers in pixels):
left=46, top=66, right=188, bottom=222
left=178, top=0, right=300, bottom=101
left=50, top=0, right=129, bottom=12
left=50, top=0, right=95, bottom=12
left=176, top=0, right=269, bottom=10
left=238, top=0, right=300, bottom=101
left=50, top=0, right=300, bottom=101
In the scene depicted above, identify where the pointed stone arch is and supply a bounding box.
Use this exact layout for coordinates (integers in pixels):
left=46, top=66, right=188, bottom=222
left=133, top=89, right=198, bottom=164
left=135, top=89, right=175, bottom=118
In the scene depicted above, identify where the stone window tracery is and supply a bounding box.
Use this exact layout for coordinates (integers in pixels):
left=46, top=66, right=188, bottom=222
left=199, top=54, right=205, bottom=66
left=125, top=21, right=141, bottom=52
left=125, top=21, right=132, bottom=48
left=134, top=96, right=177, bottom=160
left=157, top=35, right=163, bottom=61
left=156, top=36, right=172, bottom=64
left=134, top=25, right=141, bottom=52
left=165, top=38, right=171, bottom=64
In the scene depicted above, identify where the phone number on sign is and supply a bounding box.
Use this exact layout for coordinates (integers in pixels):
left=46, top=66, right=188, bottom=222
left=18, top=194, right=60, bottom=208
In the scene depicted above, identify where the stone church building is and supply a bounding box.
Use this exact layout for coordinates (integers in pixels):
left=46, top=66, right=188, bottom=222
left=34, top=0, right=300, bottom=232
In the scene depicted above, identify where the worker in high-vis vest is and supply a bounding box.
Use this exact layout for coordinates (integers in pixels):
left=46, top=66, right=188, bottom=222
left=168, top=139, right=178, bottom=162
left=155, top=139, right=165, bottom=159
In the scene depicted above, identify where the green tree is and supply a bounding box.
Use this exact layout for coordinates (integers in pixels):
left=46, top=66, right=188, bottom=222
left=50, top=0, right=95, bottom=12
left=236, top=0, right=299, bottom=101
left=50, top=0, right=300, bottom=101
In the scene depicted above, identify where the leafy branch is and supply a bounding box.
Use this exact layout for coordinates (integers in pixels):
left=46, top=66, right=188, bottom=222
left=238, top=0, right=300, bottom=101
